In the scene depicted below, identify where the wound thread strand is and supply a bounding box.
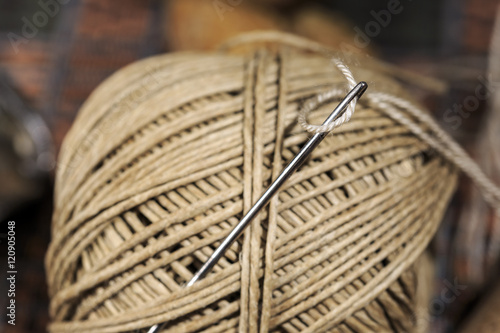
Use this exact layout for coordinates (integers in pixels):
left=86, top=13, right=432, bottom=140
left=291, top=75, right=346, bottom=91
left=298, top=58, right=500, bottom=212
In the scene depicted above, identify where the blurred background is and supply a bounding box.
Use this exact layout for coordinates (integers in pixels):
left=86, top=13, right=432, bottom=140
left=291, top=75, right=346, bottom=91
left=0, top=0, right=499, bottom=332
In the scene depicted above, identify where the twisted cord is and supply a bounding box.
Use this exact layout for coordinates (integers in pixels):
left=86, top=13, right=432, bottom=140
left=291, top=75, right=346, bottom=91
left=298, top=58, right=357, bottom=134
left=366, top=91, right=500, bottom=211
left=298, top=59, right=500, bottom=211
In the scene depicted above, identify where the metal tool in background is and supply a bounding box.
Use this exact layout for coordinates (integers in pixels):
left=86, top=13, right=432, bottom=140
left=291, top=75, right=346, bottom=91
left=0, top=71, right=54, bottom=219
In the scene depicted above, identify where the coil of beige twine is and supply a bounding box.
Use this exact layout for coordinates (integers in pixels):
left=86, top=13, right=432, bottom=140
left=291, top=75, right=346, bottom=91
left=46, top=31, right=500, bottom=332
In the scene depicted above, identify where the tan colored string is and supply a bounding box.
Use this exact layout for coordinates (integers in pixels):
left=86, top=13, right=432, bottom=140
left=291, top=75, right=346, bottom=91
left=47, top=32, right=470, bottom=333
left=231, top=31, right=500, bottom=212
left=364, top=92, right=500, bottom=211
left=301, top=85, right=500, bottom=211
left=298, top=59, right=357, bottom=134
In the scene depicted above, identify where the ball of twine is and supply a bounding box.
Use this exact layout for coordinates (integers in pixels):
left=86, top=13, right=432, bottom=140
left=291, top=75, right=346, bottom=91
left=46, top=32, right=472, bottom=333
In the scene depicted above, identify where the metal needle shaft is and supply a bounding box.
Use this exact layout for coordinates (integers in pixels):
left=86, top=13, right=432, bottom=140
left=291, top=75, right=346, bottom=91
left=146, top=81, right=367, bottom=333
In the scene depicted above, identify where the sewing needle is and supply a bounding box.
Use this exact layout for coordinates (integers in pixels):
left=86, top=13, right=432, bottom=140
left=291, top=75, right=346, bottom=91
left=146, top=81, right=367, bottom=333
